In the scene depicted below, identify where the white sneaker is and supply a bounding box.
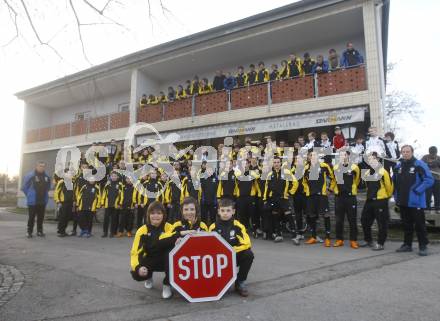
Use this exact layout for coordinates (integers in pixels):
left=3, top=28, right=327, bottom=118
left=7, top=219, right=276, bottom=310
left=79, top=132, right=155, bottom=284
left=292, top=235, right=301, bottom=246
left=162, top=285, right=172, bottom=299
left=298, top=234, right=304, bottom=240
left=144, top=278, right=153, bottom=289
left=274, top=235, right=284, bottom=243
left=316, top=236, right=324, bottom=243
left=256, top=228, right=263, bottom=236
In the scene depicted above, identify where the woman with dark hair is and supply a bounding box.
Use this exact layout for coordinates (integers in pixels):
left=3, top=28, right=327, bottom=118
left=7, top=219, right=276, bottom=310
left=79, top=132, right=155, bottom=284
left=161, top=197, right=208, bottom=244
left=130, top=201, right=174, bottom=299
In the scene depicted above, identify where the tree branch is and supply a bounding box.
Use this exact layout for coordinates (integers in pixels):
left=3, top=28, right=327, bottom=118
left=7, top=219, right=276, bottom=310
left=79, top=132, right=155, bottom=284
left=82, top=0, right=129, bottom=31
left=1, top=0, right=19, bottom=47
left=68, top=0, right=92, bottom=65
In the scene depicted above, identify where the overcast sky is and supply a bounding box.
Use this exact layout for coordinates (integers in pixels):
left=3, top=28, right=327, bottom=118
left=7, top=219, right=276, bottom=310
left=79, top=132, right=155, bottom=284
left=0, top=0, right=439, bottom=176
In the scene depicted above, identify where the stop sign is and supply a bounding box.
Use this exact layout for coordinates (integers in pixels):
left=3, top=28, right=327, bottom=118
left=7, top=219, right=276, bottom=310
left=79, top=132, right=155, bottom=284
left=169, top=232, right=237, bottom=302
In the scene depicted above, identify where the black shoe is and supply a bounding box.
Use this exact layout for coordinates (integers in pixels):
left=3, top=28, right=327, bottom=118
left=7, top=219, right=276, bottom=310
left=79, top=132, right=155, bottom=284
left=58, top=232, right=67, bottom=238
left=69, top=231, right=77, bottom=236
left=235, top=282, right=249, bottom=297
left=359, top=241, right=373, bottom=248
left=372, top=243, right=384, bottom=251
left=37, top=232, right=45, bottom=237
left=419, top=247, right=428, bottom=256
left=101, top=234, right=108, bottom=238
left=396, top=244, right=412, bottom=253
left=26, top=233, right=32, bottom=238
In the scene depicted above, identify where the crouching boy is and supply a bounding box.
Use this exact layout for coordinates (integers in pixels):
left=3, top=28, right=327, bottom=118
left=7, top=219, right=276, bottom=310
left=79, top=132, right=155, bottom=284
left=209, top=198, right=254, bottom=297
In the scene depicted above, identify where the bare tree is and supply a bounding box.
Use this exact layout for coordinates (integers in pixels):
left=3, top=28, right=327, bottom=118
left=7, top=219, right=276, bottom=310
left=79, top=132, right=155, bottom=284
left=385, top=63, right=421, bottom=132
left=1, top=0, right=170, bottom=65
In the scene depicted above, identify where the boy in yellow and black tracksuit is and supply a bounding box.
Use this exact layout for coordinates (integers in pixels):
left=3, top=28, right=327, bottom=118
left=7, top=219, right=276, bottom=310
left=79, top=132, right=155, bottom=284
left=303, top=154, right=335, bottom=246
left=209, top=198, right=254, bottom=297
left=136, top=172, right=164, bottom=227
left=235, top=162, right=261, bottom=230
left=101, top=172, right=123, bottom=237
left=236, top=66, right=247, bottom=87
left=360, top=157, right=393, bottom=250
left=164, top=171, right=189, bottom=223
left=331, top=151, right=361, bottom=248
left=119, top=176, right=136, bottom=237
left=77, top=178, right=101, bottom=237
left=54, top=173, right=75, bottom=237
left=199, top=166, right=219, bottom=225
left=263, top=157, right=298, bottom=242
left=217, top=164, right=238, bottom=201
left=291, top=156, right=308, bottom=244
left=256, top=62, right=269, bottom=84
left=246, top=64, right=257, bottom=86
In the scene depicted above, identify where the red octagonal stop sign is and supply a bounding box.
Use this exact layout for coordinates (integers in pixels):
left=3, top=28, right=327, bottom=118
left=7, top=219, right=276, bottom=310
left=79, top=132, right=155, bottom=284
left=169, top=232, right=237, bottom=302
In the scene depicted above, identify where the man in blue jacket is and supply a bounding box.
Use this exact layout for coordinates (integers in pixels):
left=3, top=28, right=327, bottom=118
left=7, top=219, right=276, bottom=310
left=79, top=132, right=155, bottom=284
left=21, top=161, right=51, bottom=238
left=393, top=145, right=434, bottom=256
left=340, top=42, right=364, bottom=68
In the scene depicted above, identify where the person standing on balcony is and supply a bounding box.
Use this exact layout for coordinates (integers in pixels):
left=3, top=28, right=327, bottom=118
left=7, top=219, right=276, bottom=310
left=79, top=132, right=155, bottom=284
left=199, top=78, right=213, bottom=95
left=140, top=94, right=148, bottom=108
left=224, top=72, right=237, bottom=91
left=147, top=94, right=159, bottom=105
left=167, top=87, right=176, bottom=102
left=256, top=62, right=269, bottom=83
left=422, top=146, right=440, bottom=213
left=22, top=161, right=51, bottom=238
left=176, top=85, right=187, bottom=100
left=184, top=80, right=192, bottom=96
left=302, top=52, right=315, bottom=75
left=288, top=53, right=302, bottom=78
left=328, top=49, right=340, bottom=71
left=340, top=42, right=364, bottom=68
left=269, top=64, right=280, bottom=81
left=236, top=66, right=247, bottom=88
left=279, top=60, right=289, bottom=79
left=312, top=55, right=329, bottom=74
left=246, top=64, right=257, bottom=86
left=213, top=70, right=226, bottom=91
left=157, top=91, right=168, bottom=103
left=190, top=76, right=200, bottom=96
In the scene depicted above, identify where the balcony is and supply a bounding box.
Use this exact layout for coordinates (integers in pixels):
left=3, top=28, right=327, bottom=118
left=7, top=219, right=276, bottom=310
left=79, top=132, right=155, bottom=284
left=26, top=66, right=366, bottom=144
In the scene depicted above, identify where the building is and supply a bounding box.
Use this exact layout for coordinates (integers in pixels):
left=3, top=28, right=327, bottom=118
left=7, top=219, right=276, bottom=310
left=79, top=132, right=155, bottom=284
left=15, top=0, right=390, bottom=208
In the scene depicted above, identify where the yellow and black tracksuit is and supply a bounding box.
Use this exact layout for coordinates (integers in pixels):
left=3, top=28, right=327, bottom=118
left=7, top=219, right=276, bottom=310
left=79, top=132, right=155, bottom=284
left=279, top=65, right=289, bottom=79
left=190, top=81, right=199, bottom=95
left=106, top=146, right=121, bottom=167
left=136, top=178, right=165, bottom=227
left=251, top=165, right=265, bottom=235
left=291, top=165, right=307, bottom=237
left=164, top=175, right=189, bottom=223
left=140, top=97, right=148, bottom=108
left=77, top=182, right=101, bottom=234
left=235, top=169, right=261, bottom=230
left=209, top=219, right=254, bottom=284
left=361, top=167, right=393, bottom=246
left=288, top=58, right=303, bottom=77
left=332, top=163, right=361, bottom=241
left=101, top=180, right=123, bottom=237
left=217, top=169, right=238, bottom=200
left=246, top=70, right=257, bottom=86
left=236, top=72, right=247, bottom=87
left=54, top=178, right=74, bottom=235
left=130, top=223, right=174, bottom=284
left=302, top=58, right=316, bottom=75
left=263, top=169, right=298, bottom=238
left=160, top=219, right=209, bottom=242
left=303, top=162, right=335, bottom=238
left=269, top=70, right=279, bottom=81
left=199, top=170, right=219, bottom=225
left=119, top=182, right=136, bottom=235
left=147, top=96, right=159, bottom=105
left=176, top=90, right=187, bottom=100
left=199, top=84, right=213, bottom=95
left=256, top=69, right=269, bottom=83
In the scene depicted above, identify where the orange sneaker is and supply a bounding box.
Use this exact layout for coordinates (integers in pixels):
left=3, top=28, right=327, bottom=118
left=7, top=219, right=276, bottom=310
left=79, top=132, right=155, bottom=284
left=350, top=241, right=359, bottom=249
left=324, top=238, right=331, bottom=247
left=126, top=231, right=132, bottom=237
left=333, top=240, right=344, bottom=247
left=305, top=237, right=317, bottom=244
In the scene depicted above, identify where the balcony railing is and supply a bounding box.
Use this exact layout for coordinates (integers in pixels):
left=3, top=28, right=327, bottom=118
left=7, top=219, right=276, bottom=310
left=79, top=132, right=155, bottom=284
left=25, top=111, right=129, bottom=144
left=26, top=66, right=366, bottom=144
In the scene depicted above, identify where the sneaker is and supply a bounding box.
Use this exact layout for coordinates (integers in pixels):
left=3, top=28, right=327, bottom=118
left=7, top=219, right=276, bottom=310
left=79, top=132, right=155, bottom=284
left=116, top=232, right=124, bottom=238
left=436, top=209, right=440, bottom=214
left=162, top=285, right=172, bottom=299
left=305, top=237, right=317, bottom=245
left=292, top=235, right=301, bottom=246
left=359, top=241, right=373, bottom=248
left=324, top=238, right=331, bottom=247
left=126, top=232, right=132, bottom=237
left=69, top=231, right=77, bottom=236
left=235, top=281, right=249, bottom=297
left=333, top=240, right=344, bottom=247
left=57, top=232, right=67, bottom=238
left=396, top=244, right=413, bottom=253
left=144, top=278, right=153, bottom=289
left=372, top=243, right=384, bottom=251
left=101, top=234, right=108, bottom=238
left=298, top=234, right=305, bottom=240
left=316, top=236, right=324, bottom=243
left=79, top=230, right=87, bottom=238
left=26, top=233, right=32, bottom=239
left=256, top=228, right=263, bottom=236
left=419, top=247, right=428, bottom=256
left=252, top=231, right=258, bottom=239
left=350, top=241, right=359, bottom=249
left=85, top=233, right=92, bottom=238
left=274, top=235, right=284, bottom=243
left=37, top=232, right=45, bottom=237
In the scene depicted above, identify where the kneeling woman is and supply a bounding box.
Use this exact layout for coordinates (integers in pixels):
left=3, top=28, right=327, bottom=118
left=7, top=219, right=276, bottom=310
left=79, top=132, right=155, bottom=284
left=161, top=197, right=209, bottom=243
left=130, top=201, right=175, bottom=299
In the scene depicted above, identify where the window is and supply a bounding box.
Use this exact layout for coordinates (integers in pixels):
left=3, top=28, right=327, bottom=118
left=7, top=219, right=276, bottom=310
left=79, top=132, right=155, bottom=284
left=75, top=111, right=91, bottom=121
left=118, top=102, right=129, bottom=112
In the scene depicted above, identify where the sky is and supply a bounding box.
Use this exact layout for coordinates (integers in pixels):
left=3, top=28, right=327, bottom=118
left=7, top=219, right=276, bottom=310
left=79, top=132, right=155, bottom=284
left=0, top=0, right=439, bottom=177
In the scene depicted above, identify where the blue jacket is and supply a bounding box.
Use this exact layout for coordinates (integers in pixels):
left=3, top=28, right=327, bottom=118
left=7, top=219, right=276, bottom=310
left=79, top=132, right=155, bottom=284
left=393, top=158, right=434, bottom=208
left=312, top=61, right=329, bottom=74
left=223, top=76, right=237, bottom=91
left=21, top=170, right=51, bottom=206
left=340, top=49, right=364, bottom=67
